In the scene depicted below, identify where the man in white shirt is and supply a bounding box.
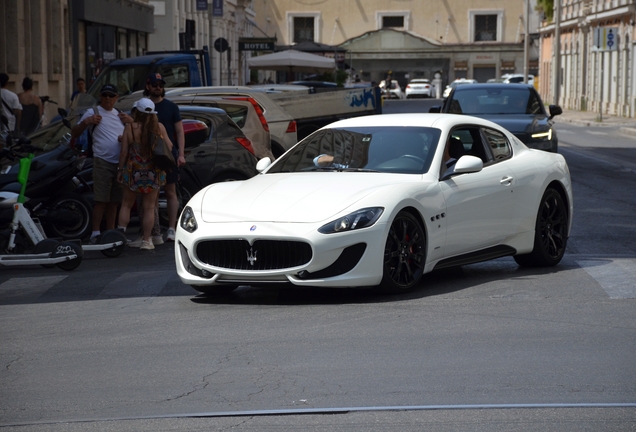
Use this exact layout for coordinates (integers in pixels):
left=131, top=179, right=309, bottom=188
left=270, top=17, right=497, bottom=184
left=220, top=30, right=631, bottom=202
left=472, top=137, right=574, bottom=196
left=0, top=73, right=22, bottom=134
left=71, top=83, right=132, bottom=242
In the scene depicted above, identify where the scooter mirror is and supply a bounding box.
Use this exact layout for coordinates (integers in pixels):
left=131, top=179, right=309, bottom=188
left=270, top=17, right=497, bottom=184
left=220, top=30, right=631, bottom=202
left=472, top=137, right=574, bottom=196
left=62, top=119, right=72, bottom=130
left=58, top=107, right=68, bottom=118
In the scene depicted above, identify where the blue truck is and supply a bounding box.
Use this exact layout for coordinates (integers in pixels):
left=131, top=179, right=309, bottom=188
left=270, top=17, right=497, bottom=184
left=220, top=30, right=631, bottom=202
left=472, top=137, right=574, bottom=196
left=78, top=47, right=212, bottom=105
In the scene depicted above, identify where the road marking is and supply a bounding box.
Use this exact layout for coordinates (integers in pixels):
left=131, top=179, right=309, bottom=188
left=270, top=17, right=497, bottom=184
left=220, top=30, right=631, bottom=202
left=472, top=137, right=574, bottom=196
left=5, top=402, right=636, bottom=426
left=577, top=258, right=636, bottom=299
left=585, top=130, right=607, bottom=135
left=0, top=275, right=68, bottom=299
left=97, top=270, right=174, bottom=298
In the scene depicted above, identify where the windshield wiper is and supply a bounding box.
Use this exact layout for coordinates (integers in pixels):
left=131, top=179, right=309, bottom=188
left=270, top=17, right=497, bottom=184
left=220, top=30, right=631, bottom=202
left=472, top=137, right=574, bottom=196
left=301, top=166, right=340, bottom=172
left=341, top=168, right=380, bottom=172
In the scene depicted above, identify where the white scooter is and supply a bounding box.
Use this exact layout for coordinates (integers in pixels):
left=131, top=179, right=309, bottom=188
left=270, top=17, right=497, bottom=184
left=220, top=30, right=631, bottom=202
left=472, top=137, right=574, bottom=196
left=0, top=122, right=126, bottom=269
left=0, top=151, right=84, bottom=270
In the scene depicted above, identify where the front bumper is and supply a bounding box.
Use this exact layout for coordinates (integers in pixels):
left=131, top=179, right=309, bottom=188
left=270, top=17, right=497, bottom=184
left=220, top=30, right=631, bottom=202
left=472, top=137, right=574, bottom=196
left=175, top=221, right=387, bottom=288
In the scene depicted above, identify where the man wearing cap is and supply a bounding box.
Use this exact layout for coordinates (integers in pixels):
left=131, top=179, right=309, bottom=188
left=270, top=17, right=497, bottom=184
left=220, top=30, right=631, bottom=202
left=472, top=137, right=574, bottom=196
left=141, top=73, right=185, bottom=243
left=71, top=83, right=133, bottom=243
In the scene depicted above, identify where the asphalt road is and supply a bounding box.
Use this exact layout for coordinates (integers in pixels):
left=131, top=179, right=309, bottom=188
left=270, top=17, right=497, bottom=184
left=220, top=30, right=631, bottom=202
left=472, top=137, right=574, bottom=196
left=0, top=100, right=635, bottom=431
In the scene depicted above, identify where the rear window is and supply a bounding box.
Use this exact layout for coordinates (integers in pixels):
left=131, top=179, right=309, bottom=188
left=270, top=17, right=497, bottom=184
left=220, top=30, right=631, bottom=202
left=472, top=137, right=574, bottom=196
left=215, top=104, right=249, bottom=128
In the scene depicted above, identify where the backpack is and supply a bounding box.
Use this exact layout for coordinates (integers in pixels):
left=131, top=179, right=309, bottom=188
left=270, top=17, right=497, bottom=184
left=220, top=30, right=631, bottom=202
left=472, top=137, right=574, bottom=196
left=71, top=107, right=97, bottom=156
left=71, top=106, right=124, bottom=157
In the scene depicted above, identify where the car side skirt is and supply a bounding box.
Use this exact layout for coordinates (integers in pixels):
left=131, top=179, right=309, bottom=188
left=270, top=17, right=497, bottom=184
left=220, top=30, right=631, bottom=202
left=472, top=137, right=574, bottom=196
left=433, top=245, right=517, bottom=270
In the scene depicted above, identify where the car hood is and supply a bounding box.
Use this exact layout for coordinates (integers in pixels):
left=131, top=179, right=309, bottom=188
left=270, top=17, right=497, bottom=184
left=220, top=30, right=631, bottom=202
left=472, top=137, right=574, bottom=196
left=466, top=114, right=551, bottom=133
left=200, top=173, right=416, bottom=223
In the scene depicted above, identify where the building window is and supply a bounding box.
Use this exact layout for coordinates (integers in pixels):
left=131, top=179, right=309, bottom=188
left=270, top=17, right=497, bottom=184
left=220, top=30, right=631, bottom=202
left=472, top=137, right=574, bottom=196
left=382, top=16, right=404, bottom=28
left=377, top=11, right=409, bottom=31
left=475, top=15, right=497, bottom=41
left=294, top=17, right=314, bottom=42
left=469, top=10, right=503, bottom=42
left=287, top=13, right=320, bottom=43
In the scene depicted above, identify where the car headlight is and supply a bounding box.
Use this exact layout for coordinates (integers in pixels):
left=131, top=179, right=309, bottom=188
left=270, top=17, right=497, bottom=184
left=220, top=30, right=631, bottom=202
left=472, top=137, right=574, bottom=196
left=531, top=128, right=553, bottom=141
left=318, top=207, right=384, bottom=234
left=180, top=206, right=198, bottom=233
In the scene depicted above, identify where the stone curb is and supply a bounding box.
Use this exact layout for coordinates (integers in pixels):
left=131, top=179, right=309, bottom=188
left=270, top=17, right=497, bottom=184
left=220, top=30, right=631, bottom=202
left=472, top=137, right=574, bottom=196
left=555, top=116, right=636, bottom=139
left=555, top=117, right=633, bottom=128
left=618, top=127, right=636, bottom=138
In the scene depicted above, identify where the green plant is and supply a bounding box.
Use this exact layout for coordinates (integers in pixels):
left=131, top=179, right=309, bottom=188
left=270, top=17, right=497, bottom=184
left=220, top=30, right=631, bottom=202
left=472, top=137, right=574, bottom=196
left=536, top=0, right=554, bottom=22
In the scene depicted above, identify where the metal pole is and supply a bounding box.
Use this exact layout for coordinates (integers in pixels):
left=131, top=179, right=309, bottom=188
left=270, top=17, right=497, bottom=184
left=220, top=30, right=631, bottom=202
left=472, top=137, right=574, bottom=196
left=227, top=47, right=232, bottom=85
left=553, top=0, right=561, bottom=105
left=598, top=48, right=604, bottom=122
left=523, top=0, right=530, bottom=85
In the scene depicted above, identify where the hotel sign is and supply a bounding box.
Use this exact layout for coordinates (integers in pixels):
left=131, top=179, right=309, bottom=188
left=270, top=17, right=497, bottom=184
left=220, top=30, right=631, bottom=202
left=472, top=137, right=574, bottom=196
left=238, top=38, right=277, bottom=52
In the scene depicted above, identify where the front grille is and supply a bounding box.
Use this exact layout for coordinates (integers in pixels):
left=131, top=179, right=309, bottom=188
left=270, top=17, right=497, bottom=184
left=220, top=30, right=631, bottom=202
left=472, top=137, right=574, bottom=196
left=196, top=239, right=312, bottom=270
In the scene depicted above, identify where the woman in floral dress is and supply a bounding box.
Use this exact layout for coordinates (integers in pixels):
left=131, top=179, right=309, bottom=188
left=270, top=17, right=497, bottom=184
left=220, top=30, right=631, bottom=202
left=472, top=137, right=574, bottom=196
left=117, top=98, right=173, bottom=250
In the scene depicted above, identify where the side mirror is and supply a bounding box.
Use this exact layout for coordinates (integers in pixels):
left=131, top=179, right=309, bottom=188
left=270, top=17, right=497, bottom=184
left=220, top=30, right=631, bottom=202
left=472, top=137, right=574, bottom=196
left=548, top=105, right=562, bottom=119
left=256, top=157, right=272, bottom=172
left=428, top=106, right=441, bottom=113
left=58, top=108, right=68, bottom=118
left=441, top=155, right=483, bottom=181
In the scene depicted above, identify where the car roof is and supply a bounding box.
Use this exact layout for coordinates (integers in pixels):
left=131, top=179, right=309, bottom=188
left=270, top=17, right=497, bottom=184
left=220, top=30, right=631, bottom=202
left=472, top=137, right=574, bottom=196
left=177, top=105, right=229, bottom=116
left=409, top=78, right=430, bottom=82
left=324, top=113, right=505, bottom=131
left=451, top=83, right=534, bottom=92
left=164, top=87, right=292, bottom=122
left=248, top=84, right=311, bottom=93
left=115, top=87, right=293, bottom=122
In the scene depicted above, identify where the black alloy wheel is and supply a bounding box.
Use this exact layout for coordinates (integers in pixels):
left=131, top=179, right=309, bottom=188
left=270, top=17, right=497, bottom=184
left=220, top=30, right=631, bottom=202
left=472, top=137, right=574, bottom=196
left=378, top=211, right=426, bottom=293
left=514, top=188, right=568, bottom=267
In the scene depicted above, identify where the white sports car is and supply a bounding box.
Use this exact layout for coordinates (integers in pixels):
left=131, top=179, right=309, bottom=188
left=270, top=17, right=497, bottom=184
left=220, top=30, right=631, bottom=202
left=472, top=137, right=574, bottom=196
left=176, top=114, right=573, bottom=295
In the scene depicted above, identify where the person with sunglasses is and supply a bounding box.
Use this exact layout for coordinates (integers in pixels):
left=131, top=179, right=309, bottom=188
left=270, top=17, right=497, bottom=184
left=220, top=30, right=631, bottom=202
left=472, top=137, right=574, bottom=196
left=72, top=83, right=133, bottom=243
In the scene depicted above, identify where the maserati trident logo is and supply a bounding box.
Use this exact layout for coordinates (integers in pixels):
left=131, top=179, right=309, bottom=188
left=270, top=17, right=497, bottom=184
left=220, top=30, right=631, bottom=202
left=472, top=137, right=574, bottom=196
left=246, top=247, right=258, bottom=266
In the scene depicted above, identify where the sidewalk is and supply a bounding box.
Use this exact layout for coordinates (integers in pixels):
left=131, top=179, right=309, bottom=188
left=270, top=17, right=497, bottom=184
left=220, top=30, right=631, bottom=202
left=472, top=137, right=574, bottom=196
left=555, top=109, right=636, bottom=138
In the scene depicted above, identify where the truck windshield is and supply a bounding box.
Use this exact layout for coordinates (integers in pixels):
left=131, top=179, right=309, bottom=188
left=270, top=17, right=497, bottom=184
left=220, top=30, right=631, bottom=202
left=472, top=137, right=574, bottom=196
left=87, top=65, right=152, bottom=99
left=87, top=63, right=191, bottom=100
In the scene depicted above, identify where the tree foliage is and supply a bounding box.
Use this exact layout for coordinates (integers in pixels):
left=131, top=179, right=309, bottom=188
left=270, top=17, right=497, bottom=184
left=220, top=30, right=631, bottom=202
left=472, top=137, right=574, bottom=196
left=536, top=0, right=554, bottom=22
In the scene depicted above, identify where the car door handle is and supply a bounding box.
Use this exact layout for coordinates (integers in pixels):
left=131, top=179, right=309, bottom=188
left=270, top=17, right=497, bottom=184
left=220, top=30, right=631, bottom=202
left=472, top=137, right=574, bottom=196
left=500, top=176, right=513, bottom=185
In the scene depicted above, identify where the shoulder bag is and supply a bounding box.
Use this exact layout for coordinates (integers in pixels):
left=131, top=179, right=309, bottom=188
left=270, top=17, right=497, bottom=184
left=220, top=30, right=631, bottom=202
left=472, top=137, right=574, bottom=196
left=152, top=132, right=176, bottom=171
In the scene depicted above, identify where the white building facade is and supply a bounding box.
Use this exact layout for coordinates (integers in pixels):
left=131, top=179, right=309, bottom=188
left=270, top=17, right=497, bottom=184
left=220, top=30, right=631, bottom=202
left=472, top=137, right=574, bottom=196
left=539, top=0, right=636, bottom=118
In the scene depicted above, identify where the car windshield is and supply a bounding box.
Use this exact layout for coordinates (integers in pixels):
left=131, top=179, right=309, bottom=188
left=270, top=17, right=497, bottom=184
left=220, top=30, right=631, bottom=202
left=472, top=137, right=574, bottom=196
left=0, top=118, right=76, bottom=172
left=450, top=80, right=473, bottom=89
left=266, top=126, right=441, bottom=175
left=448, top=87, right=544, bottom=115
